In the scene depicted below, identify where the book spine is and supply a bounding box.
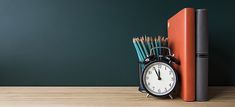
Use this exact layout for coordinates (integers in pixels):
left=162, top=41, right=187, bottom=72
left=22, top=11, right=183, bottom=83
left=196, top=9, right=208, bottom=101
left=185, top=8, right=196, bottom=101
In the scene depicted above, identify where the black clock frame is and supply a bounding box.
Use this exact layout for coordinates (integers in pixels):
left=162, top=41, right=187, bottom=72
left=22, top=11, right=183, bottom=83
left=141, top=55, right=179, bottom=98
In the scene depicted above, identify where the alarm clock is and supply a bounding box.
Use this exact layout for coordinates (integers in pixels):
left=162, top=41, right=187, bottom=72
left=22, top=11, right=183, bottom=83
left=142, top=47, right=179, bottom=99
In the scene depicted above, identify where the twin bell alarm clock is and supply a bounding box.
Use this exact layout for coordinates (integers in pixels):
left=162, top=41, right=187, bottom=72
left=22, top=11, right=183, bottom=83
left=141, top=47, right=179, bottom=99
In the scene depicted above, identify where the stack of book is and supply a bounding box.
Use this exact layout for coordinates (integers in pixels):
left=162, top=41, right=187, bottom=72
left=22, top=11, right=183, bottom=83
left=168, top=8, right=208, bottom=101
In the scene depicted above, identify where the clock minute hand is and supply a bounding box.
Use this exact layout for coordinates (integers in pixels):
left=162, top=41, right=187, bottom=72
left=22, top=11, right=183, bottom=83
left=153, top=67, right=159, bottom=76
left=153, top=67, right=161, bottom=80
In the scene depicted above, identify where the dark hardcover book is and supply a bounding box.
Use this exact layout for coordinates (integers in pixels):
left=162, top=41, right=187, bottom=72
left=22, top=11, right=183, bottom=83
left=196, top=9, right=209, bottom=101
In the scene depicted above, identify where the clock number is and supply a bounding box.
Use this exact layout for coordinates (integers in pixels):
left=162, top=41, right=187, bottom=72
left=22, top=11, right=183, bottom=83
left=148, top=71, right=152, bottom=74
left=165, top=66, right=167, bottom=70
left=169, top=71, right=172, bottom=75
left=158, top=89, right=161, bottom=93
left=169, top=83, right=172, bottom=87
left=152, top=86, right=155, bottom=90
left=171, top=77, right=174, bottom=81
left=165, top=88, right=167, bottom=92
left=146, top=76, right=149, bottom=80
left=158, top=65, right=162, bottom=69
left=147, top=82, right=150, bottom=86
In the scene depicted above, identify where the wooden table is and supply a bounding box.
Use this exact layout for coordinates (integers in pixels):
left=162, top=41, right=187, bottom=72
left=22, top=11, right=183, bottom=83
left=0, top=87, right=234, bottom=107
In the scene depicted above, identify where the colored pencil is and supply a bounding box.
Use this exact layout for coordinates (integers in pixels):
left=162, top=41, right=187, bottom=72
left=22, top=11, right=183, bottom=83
left=133, top=38, right=143, bottom=61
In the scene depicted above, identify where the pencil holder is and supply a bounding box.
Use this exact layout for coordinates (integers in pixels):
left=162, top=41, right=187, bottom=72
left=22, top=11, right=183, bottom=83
left=137, top=47, right=162, bottom=92
left=138, top=61, right=145, bottom=92
left=132, top=36, right=168, bottom=93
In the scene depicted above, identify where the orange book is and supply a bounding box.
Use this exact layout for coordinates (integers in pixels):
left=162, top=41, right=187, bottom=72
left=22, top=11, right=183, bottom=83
left=168, top=8, right=195, bottom=101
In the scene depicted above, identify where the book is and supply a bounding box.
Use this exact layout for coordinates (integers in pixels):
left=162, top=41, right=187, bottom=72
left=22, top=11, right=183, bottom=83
left=196, top=9, right=209, bottom=101
left=168, top=8, right=195, bottom=101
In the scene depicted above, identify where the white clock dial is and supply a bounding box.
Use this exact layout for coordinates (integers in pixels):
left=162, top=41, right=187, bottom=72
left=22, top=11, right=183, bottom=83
left=143, top=62, right=176, bottom=96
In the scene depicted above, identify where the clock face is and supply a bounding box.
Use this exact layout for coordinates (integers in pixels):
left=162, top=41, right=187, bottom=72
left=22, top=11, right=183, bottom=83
left=143, top=62, right=177, bottom=96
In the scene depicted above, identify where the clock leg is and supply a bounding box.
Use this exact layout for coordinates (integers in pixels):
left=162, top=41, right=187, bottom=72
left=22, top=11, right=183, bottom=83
left=169, top=94, right=174, bottom=99
left=146, top=93, right=150, bottom=98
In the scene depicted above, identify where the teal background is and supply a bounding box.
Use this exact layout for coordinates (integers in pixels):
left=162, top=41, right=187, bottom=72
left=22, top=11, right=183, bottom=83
left=0, top=0, right=234, bottom=86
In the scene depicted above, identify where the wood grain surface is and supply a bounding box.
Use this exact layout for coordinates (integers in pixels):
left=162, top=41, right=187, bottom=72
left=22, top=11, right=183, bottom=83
left=0, top=87, right=234, bottom=107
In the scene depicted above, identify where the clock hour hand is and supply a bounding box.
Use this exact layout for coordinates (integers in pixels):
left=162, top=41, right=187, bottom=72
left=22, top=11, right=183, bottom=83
left=157, top=69, right=162, bottom=80
left=153, top=67, right=161, bottom=80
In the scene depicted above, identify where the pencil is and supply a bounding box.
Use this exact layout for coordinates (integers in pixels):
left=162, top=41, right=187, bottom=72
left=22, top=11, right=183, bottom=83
left=165, top=38, right=168, bottom=47
left=140, top=37, right=149, bottom=57
left=150, top=37, right=155, bottom=56
left=154, top=37, right=158, bottom=57
left=157, top=36, right=161, bottom=55
left=136, top=38, right=146, bottom=59
left=133, top=38, right=144, bottom=61
left=146, top=37, right=151, bottom=55
left=161, top=37, right=165, bottom=55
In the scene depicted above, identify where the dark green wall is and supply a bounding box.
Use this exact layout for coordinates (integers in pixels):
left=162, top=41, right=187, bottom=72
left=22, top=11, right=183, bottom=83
left=0, top=0, right=234, bottom=86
